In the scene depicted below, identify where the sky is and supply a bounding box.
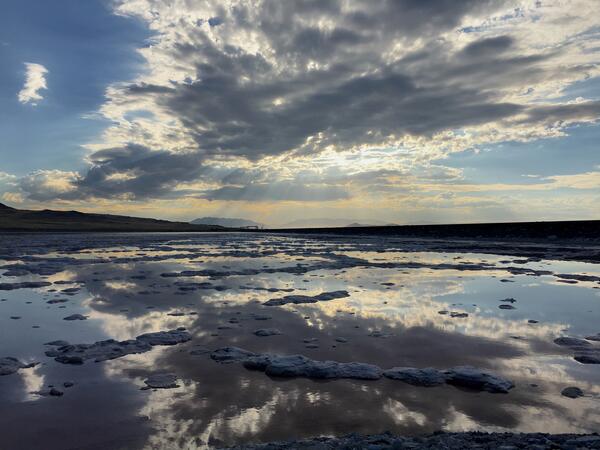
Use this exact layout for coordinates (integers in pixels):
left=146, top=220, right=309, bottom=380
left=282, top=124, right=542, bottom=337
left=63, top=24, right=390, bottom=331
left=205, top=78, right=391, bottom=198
left=0, top=0, right=599, bottom=226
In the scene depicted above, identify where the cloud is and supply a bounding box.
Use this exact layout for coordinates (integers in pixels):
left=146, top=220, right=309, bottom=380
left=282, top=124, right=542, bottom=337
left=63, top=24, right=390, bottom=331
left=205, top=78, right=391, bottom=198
left=1, top=192, right=24, bottom=204
left=17, top=170, right=79, bottom=201
left=99, top=1, right=600, bottom=163
left=461, top=35, right=515, bottom=58
left=0, top=172, right=17, bottom=183
left=16, top=145, right=209, bottom=201
left=200, top=182, right=350, bottom=202
left=523, top=101, right=600, bottom=125
left=14, top=0, right=600, bottom=211
left=18, top=63, right=48, bottom=105
left=543, top=171, right=600, bottom=190
left=149, top=70, right=525, bottom=160
left=14, top=144, right=353, bottom=202
left=76, top=144, right=205, bottom=199
left=104, top=1, right=526, bottom=160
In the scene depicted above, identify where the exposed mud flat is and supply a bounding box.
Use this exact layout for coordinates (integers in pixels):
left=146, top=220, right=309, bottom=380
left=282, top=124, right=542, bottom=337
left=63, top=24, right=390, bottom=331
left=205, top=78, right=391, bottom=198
left=0, top=232, right=599, bottom=449
left=221, top=431, right=600, bottom=449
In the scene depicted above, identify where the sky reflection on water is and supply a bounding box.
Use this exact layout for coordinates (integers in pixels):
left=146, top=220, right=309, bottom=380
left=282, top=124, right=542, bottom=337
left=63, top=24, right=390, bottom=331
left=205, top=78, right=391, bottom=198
left=0, top=233, right=599, bottom=449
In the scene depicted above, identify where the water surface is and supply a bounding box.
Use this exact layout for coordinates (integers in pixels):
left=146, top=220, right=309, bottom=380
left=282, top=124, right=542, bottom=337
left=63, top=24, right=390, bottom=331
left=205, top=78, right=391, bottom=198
left=1, top=233, right=599, bottom=449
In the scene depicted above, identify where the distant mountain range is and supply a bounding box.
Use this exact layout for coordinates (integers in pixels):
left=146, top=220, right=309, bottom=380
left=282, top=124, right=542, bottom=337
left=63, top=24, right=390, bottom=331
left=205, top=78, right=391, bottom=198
left=191, top=217, right=263, bottom=228
left=0, top=203, right=223, bottom=232
left=345, top=222, right=398, bottom=228
left=278, top=218, right=396, bottom=228
left=0, top=204, right=396, bottom=232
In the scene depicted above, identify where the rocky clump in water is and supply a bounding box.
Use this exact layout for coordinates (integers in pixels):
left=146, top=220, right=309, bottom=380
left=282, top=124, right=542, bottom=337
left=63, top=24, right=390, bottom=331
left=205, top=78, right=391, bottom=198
left=0, top=357, right=38, bottom=376
left=63, top=314, right=87, bottom=321
left=554, top=336, right=600, bottom=364
left=210, top=347, right=514, bottom=392
left=35, top=387, right=64, bottom=397
left=384, top=366, right=514, bottom=393
left=263, top=290, right=349, bottom=306
left=211, top=347, right=381, bottom=380
left=439, top=310, right=469, bottom=318
left=0, top=281, right=52, bottom=290
left=47, top=299, right=68, bottom=304
left=443, top=366, right=515, bottom=393
left=555, top=274, right=600, bottom=283
left=45, top=329, right=191, bottom=364
left=383, top=367, right=447, bottom=387
left=142, top=373, right=180, bottom=390
left=561, top=386, right=584, bottom=399
left=253, top=328, right=282, bottom=337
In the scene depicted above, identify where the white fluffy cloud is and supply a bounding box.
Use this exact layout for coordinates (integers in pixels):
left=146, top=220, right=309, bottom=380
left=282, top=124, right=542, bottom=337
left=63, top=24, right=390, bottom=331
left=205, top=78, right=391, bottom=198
left=17, top=169, right=78, bottom=201
left=18, top=62, right=48, bottom=105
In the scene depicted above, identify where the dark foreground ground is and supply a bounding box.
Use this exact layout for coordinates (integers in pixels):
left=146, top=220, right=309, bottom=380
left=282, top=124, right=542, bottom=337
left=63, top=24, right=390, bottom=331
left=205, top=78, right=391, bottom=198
left=223, top=432, right=600, bottom=449
left=262, top=220, right=600, bottom=264
left=266, top=219, right=600, bottom=241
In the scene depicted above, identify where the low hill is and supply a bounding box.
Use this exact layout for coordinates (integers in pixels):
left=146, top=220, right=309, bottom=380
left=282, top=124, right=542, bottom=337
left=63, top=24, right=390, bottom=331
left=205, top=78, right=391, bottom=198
left=0, top=203, right=224, bottom=232
left=345, top=222, right=398, bottom=228
left=191, top=217, right=263, bottom=228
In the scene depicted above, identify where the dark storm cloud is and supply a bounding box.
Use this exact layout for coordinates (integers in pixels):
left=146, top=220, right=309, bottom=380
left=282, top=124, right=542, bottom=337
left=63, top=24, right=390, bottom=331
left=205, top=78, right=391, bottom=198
left=150, top=70, right=522, bottom=159
left=76, top=145, right=205, bottom=198
left=19, top=144, right=206, bottom=201
left=461, top=35, right=515, bottom=58
left=524, top=100, right=600, bottom=124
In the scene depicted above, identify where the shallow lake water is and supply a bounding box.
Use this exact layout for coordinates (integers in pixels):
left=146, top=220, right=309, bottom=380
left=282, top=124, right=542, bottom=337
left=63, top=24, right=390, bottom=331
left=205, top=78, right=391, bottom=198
left=0, top=232, right=599, bottom=449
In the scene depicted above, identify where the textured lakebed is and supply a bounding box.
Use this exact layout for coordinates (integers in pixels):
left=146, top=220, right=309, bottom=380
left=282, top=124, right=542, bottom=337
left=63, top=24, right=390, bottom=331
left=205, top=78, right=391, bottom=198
left=0, top=232, right=599, bottom=449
